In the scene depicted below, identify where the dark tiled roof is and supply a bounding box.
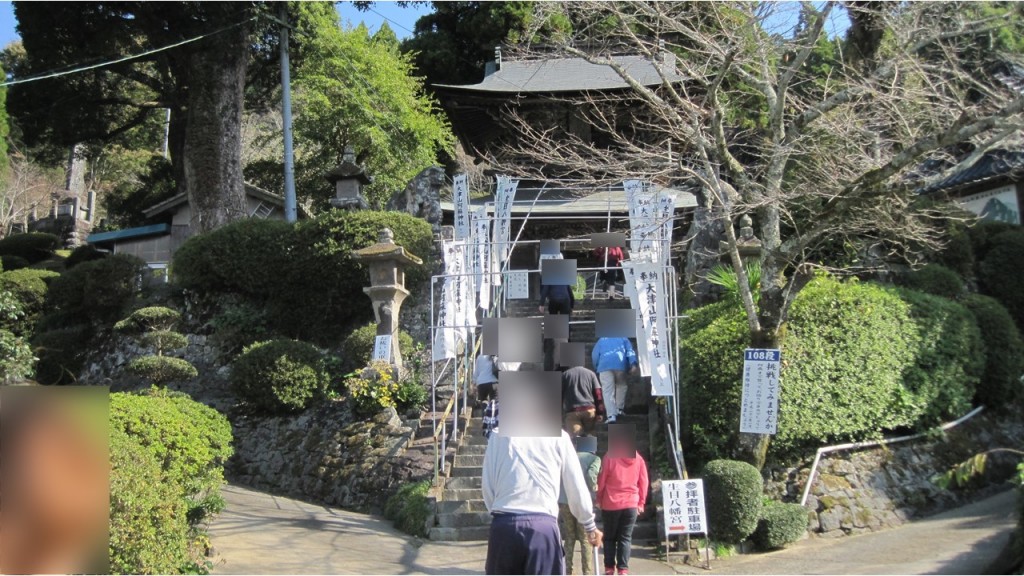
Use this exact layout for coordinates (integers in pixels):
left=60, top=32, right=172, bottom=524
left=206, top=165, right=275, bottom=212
left=434, top=54, right=683, bottom=94
left=918, top=149, right=1024, bottom=195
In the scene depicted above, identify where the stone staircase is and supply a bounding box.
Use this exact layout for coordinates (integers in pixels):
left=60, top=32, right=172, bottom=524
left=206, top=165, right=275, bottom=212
left=429, top=290, right=663, bottom=543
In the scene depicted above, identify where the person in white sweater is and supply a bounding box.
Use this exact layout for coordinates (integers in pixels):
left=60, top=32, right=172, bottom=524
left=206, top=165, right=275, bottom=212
left=482, top=429, right=604, bottom=575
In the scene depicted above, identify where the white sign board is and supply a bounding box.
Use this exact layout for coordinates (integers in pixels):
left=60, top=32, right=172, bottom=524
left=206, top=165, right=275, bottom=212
left=740, top=348, right=781, bottom=434
left=506, top=271, right=530, bottom=300
left=372, top=335, right=392, bottom=362
left=957, top=183, right=1020, bottom=225
left=663, top=479, right=708, bottom=536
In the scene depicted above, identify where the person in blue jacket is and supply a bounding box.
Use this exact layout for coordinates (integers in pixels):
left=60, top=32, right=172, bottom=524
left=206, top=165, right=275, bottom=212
left=591, top=337, right=638, bottom=423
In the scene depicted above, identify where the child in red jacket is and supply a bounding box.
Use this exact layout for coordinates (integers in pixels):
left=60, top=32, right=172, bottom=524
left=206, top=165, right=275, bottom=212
left=596, top=425, right=649, bottom=575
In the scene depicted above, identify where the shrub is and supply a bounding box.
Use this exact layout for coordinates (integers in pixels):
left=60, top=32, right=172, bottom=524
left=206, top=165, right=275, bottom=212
left=172, top=211, right=433, bottom=344
left=933, top=221, right=975, bottom=280
left=127, top=356, right=198, bottom=385
left=384, top=480, right=432, bottom=537
left=32, top=326, right=90, bottom=385
left=0, top=268, right=59, bottom=332
left=109, top=388, right=233, bottom=573
left=978, top=229, right=1024, bottom=332
left=0, top=254, right=29, bottom=271
left=115, top=306, right=182, bottom=333
left=900, top=264, right=964, bottom=299
left=209, top=299, right=276, bottom=355
left=0, top=232, right=60, bottom=263
left=396, top=374, right=428, bottom=412
left=1, top=328, right=35, bottom=384
left=345, top=361, right=402, bottom=416
left=231, top=339, right=329, bottom=414
left=65, top=244, right=107, bottom=269
left=967, top=220, right=1017, bottom=265
left=895, top=288, right=983, bottom=426
left=963, top=294, right=1024, bottom=407
left=680, top=276, right=920, bottom=462
left=45, top=254, right=145, bottom=326
left=702, top=459, right=763, bottom=544
left=339, top=322, right=416, bottom=374
left=751, top=500, right=808, bottom=550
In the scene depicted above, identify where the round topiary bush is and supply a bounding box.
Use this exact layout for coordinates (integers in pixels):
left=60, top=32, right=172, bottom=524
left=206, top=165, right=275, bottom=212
left=900, top=264, right=964, bottom=299
left=0, top=254, right=30, bottom=271
left=895, top=288, right=983, bottom=426
left=127, top=356, right=198, bottom=385
left=32, top=325, right=91, bottom=385
left=978, top=229, right=1024, bottom=332
left=231, top=339, right=329, bottom=414
left=0, top=232, right=60, bottom=264
left=339, top=322, right=416, bottom=374
left=702, top=459, right=764, bottom=544
left=44, top=254, right=145, bottom=327
left=751, top=500, right=808, bottom=550
left=64, top=244, right=107, bottom=269
left=962, top=294, right=1024, bottom=408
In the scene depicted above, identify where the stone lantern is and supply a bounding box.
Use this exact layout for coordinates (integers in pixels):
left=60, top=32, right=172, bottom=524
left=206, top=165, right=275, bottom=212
left=720, top=214, right=763, bottom=260
left=351, top=228, right=423, bottom=371
left=326, top=146, right=371, bottom=210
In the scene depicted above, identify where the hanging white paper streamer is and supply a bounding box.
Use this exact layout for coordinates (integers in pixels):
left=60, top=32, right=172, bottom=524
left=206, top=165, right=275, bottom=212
left=493, top=175, right=518, bottom=274
left=632, top=261, right=674, bottom=396
left=474, top=208, right=491, bottom=312
left=453, top=174, right=471, bottom=240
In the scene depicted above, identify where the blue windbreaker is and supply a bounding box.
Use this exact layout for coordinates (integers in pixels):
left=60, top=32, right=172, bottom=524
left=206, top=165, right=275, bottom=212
left=591, top=337, right=638, bottom=373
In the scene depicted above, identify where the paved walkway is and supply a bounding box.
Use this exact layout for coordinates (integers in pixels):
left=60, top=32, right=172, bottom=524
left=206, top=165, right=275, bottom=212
left=208, top=483, right=1019, bottom=575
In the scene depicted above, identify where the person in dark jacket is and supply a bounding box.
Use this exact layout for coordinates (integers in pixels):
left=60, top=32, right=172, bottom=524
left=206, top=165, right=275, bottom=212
left=539, top=282, right=575, bottom=315
left=561, top=365, right=606, bottom=437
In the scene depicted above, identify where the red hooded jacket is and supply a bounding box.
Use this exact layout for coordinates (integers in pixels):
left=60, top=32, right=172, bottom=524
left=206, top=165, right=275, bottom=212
left=597, top=453, right=649, bottom=511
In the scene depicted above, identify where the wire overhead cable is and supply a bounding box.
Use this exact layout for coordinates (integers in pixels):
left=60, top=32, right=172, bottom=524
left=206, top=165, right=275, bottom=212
left=0, top=16, right=256, bottom=88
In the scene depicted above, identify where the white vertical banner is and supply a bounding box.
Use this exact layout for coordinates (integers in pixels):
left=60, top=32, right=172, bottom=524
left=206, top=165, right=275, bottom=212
left=493, top=175, right=518, bottom=273
left=658, top=191, right=675, bottom=267
left=633, top=261, right=673, bottom=396
left=432, top=240, right=464, bottom=361
left=620, top=260, right=650, bottom=378
left=625, top=180, right=659, bottom=256
left=740, top=348, right=781, bottom=434
left=453, top=174, right=471, bottom=240
left=474, top=209, right=491, bottom=312
left=460, top=238, right=477, bottom=329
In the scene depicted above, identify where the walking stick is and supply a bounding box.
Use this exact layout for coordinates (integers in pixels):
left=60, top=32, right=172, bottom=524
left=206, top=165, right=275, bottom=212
left=592, top=544, right=600, bottom=576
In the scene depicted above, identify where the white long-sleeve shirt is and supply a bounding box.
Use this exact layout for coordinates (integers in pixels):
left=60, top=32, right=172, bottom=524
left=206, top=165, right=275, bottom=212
left=481, top=430, right=597, bottom=532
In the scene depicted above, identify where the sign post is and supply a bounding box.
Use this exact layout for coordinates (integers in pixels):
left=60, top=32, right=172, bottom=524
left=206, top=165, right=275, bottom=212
left=372, top=335, right=393, bottom=363
left=740, top=348, right=781, bottom=435
left=663, top=479, right=711, bottom=568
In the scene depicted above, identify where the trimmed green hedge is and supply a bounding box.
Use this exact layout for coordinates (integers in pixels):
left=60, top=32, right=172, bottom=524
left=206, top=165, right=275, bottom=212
left=0, top=268, right=59, bottom=333
left=0, top=232, right=60, bottom=264
left=751, top=500, right=808, bottom=550
left=44, top=254, right=145, bottom=327
left=172, top=211, right=432, bottom=345
left=967, top=220, right=1017, bottom=265
left=110, top=388, right=233, bottom=573
left=702, top=459, right=763, bottom=544
left=962, top=294, right=1024, bottom=408
left=339, top=322, right=416, bottom=374
left=978, top=229, right=1024, bottom=332
left=32, top=326, right=90, bottom=385
left=900, top=264, right=963, bottom=299
left=895, top=288, right=983, bottom=426
left=0, top=254, right=29, bottom=271
left=127, top=356, right=198, bottom=385
left=65, top=244, right=107, bottom=269
left=231, top=339, right=329, bottom=414
left=114, top=306, right=182, bottom=333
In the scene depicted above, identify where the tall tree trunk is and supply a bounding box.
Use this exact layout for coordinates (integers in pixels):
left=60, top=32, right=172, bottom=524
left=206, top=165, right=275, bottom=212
left=167, top=104, right=188, bottom=198
left=184, top=19, right=249, bottom=234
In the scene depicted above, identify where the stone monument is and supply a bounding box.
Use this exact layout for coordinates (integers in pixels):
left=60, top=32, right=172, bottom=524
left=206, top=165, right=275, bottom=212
left=720, top=213, right=763, bottom=260
left=326, top=146, right=371, bottom=211
left=351, top=228, right=423, bottom=371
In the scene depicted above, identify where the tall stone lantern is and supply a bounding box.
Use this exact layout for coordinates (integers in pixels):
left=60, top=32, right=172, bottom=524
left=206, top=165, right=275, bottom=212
left=351, top=228, right=423, bottom=371
left=327, top=146, right=371, bottom=211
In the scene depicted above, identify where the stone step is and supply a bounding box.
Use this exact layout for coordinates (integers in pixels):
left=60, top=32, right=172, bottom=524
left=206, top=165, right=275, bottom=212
left=443, top=488, right=484, bottom=501
left=450, top=465, right=483, bottom=478
left=436, top=499, right=489, bottom=514
left=446, top=476, right=482, bottom=490
left=436, top=511, right=493, bottom=528
left=429, top=525, right=492, bottom=542
left=457, top=454, right=486, bottom=467
left=458, top=445, right=488, bottom=456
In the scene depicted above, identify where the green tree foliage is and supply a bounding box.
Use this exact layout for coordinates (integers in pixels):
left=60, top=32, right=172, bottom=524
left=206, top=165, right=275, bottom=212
left=899, top=263, right=964, bottom=299
left=0, top=62, right=8, bottom=173
left=101, top=156, right=179, bottom=229
left=702, top=459, right=764, bottom=544
left=0, top=268, right=59, bottom=333
left=962, top=294, right=1024, bottom=408
left=680, top=276, right=987, bottom=463
left=172, top=210, right=432, bottom=344
left=109, top=387, right=233, bottom=574
left=401, top=2, right=540, bottom=86
left=0, top=282, right=35, bottom=383
left=43, top=254, right=145, bottom=327
left=291, top=7, right=454, bottom=208
left=231, top=339, right=329, bottom=414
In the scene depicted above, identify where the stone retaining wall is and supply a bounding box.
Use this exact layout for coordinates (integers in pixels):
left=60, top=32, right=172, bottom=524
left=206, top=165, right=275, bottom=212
left=765, top=411, right=1024, bottom=538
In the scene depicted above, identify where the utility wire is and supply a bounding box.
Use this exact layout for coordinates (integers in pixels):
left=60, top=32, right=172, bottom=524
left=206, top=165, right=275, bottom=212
left=0, top=16, right=257, bottom=88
